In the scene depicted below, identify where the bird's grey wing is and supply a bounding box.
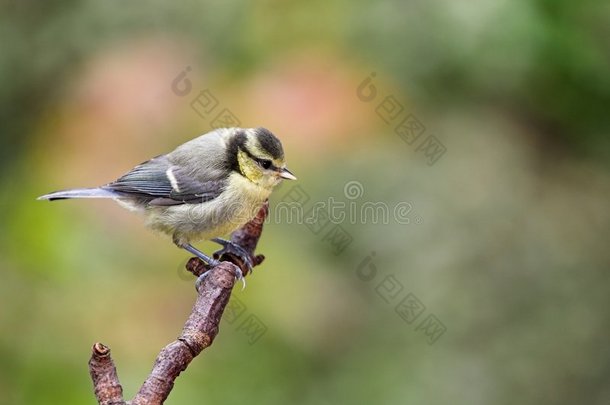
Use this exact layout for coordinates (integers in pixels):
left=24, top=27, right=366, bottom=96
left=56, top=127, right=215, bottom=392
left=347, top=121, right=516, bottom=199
left=105, top=155, right=226, bottom=206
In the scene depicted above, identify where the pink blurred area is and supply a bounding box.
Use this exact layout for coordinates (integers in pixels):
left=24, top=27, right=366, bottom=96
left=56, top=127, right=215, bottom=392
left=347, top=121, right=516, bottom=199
left=241, top=52, right=372, bottom=146
left=38, top=39, right=202, bottom=185
left=37, top=43, right=377, bottom=189
left=31, top=41, right=379, bottom=241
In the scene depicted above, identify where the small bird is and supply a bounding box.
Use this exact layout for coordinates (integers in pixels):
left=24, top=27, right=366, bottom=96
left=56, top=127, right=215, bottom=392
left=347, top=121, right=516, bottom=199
left=39, top=127, right=296, bottom=287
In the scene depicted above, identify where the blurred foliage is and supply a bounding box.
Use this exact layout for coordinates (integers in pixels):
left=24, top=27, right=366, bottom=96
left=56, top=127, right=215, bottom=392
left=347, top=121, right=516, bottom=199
left=0, top=1, right=609, bottom=404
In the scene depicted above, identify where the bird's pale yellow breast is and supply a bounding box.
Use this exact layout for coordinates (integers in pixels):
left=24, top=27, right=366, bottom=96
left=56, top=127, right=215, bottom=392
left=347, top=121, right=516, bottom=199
left=147, top=171, right=272, bottom=244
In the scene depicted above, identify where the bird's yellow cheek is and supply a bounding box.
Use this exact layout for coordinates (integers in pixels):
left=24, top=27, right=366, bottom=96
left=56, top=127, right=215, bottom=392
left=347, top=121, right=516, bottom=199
left=237, top=149, right=263, bottom=183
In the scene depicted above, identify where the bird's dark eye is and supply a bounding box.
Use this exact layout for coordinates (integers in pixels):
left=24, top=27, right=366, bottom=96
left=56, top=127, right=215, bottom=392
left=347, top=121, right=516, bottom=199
left=259, top=159, right=272, bottom=169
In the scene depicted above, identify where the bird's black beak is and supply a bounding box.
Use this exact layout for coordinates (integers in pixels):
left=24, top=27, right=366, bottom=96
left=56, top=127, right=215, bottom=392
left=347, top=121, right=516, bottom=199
left=279, top=167, right=297, bottom=180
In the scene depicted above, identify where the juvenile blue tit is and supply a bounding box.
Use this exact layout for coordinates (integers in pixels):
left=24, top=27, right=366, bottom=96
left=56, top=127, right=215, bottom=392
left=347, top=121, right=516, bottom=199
left=39, top=127, right=296, bottom=284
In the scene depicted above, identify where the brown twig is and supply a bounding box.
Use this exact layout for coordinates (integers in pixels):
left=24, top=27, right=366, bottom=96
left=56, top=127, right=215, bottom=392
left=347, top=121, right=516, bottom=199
left=89, top=343, right=125, bottom=405
left=88, top=200, right=269, bottom=405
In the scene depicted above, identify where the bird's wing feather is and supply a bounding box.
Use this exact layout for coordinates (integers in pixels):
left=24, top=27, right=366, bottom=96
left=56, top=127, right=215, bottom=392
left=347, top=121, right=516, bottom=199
left=105, top=155, right=226, bottom=205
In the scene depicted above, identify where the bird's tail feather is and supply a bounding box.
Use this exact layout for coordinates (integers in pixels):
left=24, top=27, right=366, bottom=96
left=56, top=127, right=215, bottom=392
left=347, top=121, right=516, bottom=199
left=37, top=187, right=117, bottom=201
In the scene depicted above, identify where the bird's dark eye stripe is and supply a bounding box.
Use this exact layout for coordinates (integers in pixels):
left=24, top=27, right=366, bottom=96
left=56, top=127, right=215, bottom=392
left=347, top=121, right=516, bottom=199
left=258, top=159, right=273, bottom=169
left=241, top=147, right=275, bottom=170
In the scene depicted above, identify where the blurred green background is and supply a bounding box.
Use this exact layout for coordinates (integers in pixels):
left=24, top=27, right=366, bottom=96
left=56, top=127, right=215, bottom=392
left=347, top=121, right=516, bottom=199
left=1, top=0, right=609, bottom=404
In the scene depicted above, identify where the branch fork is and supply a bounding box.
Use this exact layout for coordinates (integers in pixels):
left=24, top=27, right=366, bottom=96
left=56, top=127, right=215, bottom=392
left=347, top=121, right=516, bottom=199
left=88, top=201, right=269, bottom=405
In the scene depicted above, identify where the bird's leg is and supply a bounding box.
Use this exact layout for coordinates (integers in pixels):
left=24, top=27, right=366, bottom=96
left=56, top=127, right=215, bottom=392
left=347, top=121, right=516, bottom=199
left=181, top=243, right=220, bottom=267
left=211, top=237, right=254, bottom=274
left=176, top=241, right=245, bottom=291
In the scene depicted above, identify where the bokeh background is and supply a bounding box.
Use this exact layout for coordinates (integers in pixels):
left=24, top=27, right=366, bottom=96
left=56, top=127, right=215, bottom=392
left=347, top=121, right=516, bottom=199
left=1, top=1, right=609, bottom=404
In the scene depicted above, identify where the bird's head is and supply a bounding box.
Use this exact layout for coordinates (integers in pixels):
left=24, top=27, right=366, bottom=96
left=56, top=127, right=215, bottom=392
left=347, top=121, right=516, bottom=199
left=235, top=128, right=296, bottom=189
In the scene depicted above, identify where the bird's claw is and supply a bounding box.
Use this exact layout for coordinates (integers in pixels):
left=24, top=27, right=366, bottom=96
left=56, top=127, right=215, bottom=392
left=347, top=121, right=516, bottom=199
left=234, top=267, right=246, bottom=290
left=187, top=239, right=250, bottom=292
left=195, top=271, right=209, bottom=293
left=211, top=238, right=254, bottom=275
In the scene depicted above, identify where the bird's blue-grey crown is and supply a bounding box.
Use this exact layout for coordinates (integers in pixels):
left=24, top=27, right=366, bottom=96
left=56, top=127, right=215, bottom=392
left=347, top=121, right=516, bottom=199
left=252, top=127, right=284, bottom=160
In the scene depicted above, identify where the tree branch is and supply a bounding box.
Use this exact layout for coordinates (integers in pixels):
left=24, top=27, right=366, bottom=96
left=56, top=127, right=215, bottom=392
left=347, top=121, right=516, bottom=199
left=88, top=201, right=269, bottom=405
left=89, top=343, right=125, bottom=405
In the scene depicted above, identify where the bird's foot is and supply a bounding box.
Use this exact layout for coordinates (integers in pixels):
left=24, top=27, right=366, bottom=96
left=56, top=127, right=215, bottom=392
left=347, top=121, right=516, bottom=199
left=211, top=238, right=254, bottom=275
left=178, top=242, right=243, bottom=290
left=179, top=241, right=247, bottom=291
